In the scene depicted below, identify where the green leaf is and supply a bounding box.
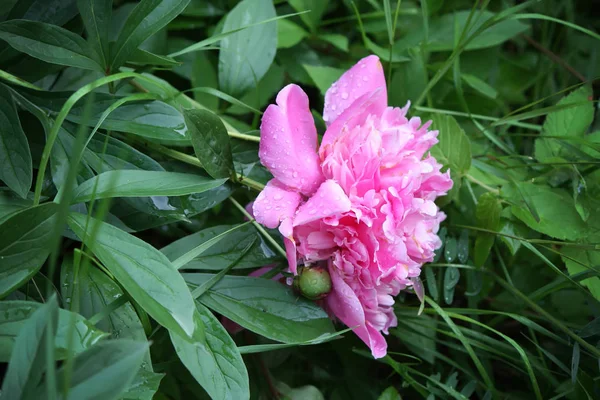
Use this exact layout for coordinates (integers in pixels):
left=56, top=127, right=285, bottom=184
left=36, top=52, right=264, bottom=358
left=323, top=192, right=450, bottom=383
left=430, top=114, right=471, bottom=177
left=534, top=86, right=594, bottom=162
left=0, top=295, right=58, bottom=400
left=0, top=300, right=107, bottom=362
left=218, top=0, right=277, bottom=97
left=0, top=189, right=32, bottom=224
left=277, top=19, right=308, bottom=49
left=502, top=183, right=586, bottom=241
left=474, top=193, right=502, bottom=267
left=0, top=19, right=102, bottom=71
left=121, top=368, right=165, bottom=400
left=60, top=255, right=153, bottom=367
left=71, top=170, right=227, bottom=203
left=127, top=47, right=180, bottom=67
left=378, top=386, right=402, bottom=400
left=0, top=84, right=31, bottom=198
left=77, top=0, right=112, bottom=68
left=39, top=339, right=150, bottom=400
left=462, top=73, right=498, bottom=99
left=161, top=224, right=279, bottom=270
left=67, top=212, right=197, bottom=339
left=170, top=303, right=249, bottom=400
left=184, top=109, right=234, bottom=179
left=184, top=274, right=336, bottom=343
left=288, top=0, right=329, bottom=33
left=0, top=203, right=59, bottom=298
left=320, top=34, right=349, bottom=52
left=110, top=0, right=190, bottom=71
left=561, top=249, right=600, bottom=302
left=389, top=49, right=427, bottom=107
left=303, top=64, right=344, bottom=95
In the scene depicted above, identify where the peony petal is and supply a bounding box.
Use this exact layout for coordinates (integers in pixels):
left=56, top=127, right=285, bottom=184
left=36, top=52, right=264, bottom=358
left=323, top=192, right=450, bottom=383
left=259, top=84, right=324, bottom=195
left=326, top=264, right=388, bottom=358
left=293, top=180, right=351, bottom=227
left=284, top=237, right=298, bottom=275
left=319, top=89, right=387, bottom=159
left=253, top=179, right=302, bottom=230
left=323, top=55, right=387, bottom=127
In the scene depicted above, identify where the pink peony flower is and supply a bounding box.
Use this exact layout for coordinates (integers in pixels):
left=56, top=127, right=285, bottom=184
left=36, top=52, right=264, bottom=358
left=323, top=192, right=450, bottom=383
left=252, top=55, right=453, bottom=358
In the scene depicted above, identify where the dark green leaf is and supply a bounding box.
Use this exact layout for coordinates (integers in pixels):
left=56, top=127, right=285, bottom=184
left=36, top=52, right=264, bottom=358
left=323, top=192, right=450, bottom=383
left=0, top=19, right=102, bottom=71
left=0, top=203, right=59, bottom=298
left=502, top=183, right=586, bottom=241
left=218, top=0, right=277, bottom=96
left=0, top=189, right=32, bottom=224
left=444, top=236, right=457, bottom=263
left=378, top=386, right=402, bottom=400
left=71, top=170, right=227, bottom=203
left=0, top=295, right=58, bottom=400
left=67, top=212, right=197, bottom=339
left=277, top=19, right=307, bottom=49
left=457, top=230, right=469, bottom=264
left=170, top=303, right=249, bottom=400
left=535, top=86, right=594, bottom=162
left=0, top=300, right=107, bottom=362
left=110, top=0, right=190, bottom=71
left=39, top=339, right=149, bottom=400
left=474, top=193, right=501, bottom=267
left=561, top=249, right=600, bottom=302
left=77, top=0, right=112, bottom=68
left=184, top=274, right=335, bottom=343
left=430, top=114, right=471, bottom=177
left=184, top=108, right=234, bottom=179
left=303, top=64, right=344, bottom=95
left=288, top=0, right=329, bottom=33
left=161, top=224, right=280, bottom=270
left=128, top=47, right=180, bottom=67
left=443, top=267, right=460, bottom=304
left=0, top=84, right=31, bottom=198
left=571, top=342, right=580, bottom=384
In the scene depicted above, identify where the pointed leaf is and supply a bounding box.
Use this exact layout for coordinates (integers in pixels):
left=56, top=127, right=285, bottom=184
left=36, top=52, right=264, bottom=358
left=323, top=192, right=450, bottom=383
left=0, top=203, right=59, bottom=298
left=67, top=212, right=197, bottom=339
left=430, top=114, right=471, bottom=176
left=0, top=84, right=32, bottom=198
left=77, top=0, right=112, bottom=68
left=170, top=303, right=249, bottom=400
left=474, top=193, right=502, bottom=267
left=0, top=19, right=102, bottom=71
left=184, top=109, right=234, bottom=179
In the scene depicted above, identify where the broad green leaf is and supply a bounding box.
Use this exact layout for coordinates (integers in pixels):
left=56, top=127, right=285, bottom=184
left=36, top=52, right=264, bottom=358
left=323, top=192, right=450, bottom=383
left=218, top=0, right=277, bottom=97
left=60, top=255, right=153, bottom=367
left=67, top=212, right=197, bottom=339
left=0, top=300, right=107, bottom=362
left=277, top=19, right=308, bottom=49
left=109, top=0, right=190, bottom=71
left=77, top=0, right=112, bottom=68
left=303, top=64, right=344, bottom=95
left=0, top=19, right=102, bottom=71
left=5, top=0, right=78, bottom=25
left=170, top=303, right=249, bottom=400
left=561, top=249, right=600, bottom=302
left=0, top=84, right=31, bottom=198
left=184, top=109, right=234, bottom=179
left=161, top=224, right=280, bottom=270
left=534, top=86, right=594, bottom=162
left=276, top=383, right=325, bottom=400
left=474, top=193, right=502, bottom=267
left=0, top=295, right=58, bottom=400
left=71, top=170, right=227, bottom=203
left=38, top=339, right=149, bottom=400
left=0, top=189, right=32, bottom=224
left=0, top=203, right=59, bottom=298
left=184, top=274, right=336, bottom=343
left=378, top=386, right=402, bottom=400
left=288, top=0, right=329, bottom=33
left=121, top=368, right=165, bottom=400
left=398, top=10, right=529, bottom=52
left=394, top=314, right=437, bottom=364
left=502, top=183, right=586, bottom=241
left=430, top=114, right=471, bottom=177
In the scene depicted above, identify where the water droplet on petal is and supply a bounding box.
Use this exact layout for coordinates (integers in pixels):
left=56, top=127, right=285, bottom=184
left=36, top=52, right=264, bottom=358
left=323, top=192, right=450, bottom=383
left=309, top=209, right=317, bottom=215
left=341, top=92, right=349, bottom=99
left=293, top=171, right=298, bottom=178
left=274, top=193, right=283, bottom=200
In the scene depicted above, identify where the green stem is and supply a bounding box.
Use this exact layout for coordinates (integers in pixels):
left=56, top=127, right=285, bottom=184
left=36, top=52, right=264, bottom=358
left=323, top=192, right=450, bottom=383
left=465, top=174, right=500, bottom=195
left=228, top=131, right=261, bottom=143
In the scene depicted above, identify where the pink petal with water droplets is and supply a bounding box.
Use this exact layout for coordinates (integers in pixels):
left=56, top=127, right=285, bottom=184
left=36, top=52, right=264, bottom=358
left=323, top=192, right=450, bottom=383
left=319, top=89, right=387, bottom=159
left=322, top=55, right=387, bottom=127
left=253, top=179, right=302, bottom=230
left=326, top=264, right=387, bottom=358
left=259, top=84, right=324, bottom=195
left=293, top=180, right=351, bottom=227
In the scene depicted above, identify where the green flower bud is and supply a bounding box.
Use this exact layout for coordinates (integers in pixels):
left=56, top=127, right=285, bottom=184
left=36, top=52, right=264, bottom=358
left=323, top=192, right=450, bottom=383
left=293, top=266, right=332, bottom=300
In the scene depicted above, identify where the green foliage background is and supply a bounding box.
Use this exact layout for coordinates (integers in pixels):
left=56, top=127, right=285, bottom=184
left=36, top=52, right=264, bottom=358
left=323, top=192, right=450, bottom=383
left=0, top=0, right=599, bottom=399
